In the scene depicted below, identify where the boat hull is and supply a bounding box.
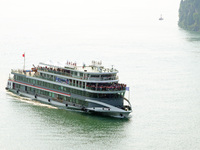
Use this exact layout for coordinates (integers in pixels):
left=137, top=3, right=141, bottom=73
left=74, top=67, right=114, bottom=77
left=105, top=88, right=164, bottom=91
left=6, top=87, right=132, bottom=119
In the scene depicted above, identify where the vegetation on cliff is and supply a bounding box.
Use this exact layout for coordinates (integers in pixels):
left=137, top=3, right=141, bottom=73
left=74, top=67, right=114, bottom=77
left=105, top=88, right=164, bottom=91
left=179, top=0, right=200, bottom=32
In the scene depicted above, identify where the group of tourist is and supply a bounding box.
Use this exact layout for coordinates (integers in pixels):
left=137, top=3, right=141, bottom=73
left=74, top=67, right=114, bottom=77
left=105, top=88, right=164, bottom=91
left=86, top=83, right=126, bottom=91
left=38, top=66, right=71, bottom=75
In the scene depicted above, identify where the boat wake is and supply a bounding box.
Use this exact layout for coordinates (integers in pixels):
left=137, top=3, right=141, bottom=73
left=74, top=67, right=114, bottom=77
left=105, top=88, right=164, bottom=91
left=6, top=91, right=58, bottom=109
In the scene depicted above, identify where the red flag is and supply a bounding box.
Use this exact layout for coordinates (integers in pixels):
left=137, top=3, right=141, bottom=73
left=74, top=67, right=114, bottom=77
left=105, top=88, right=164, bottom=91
left=22, top=53, right=25, bottom=57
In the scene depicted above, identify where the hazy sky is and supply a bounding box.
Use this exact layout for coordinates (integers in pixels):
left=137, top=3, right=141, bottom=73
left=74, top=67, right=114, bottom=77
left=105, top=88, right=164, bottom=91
left=0, top=0, right=180, bottom=18
left=0, top=0, right=182, bottom=72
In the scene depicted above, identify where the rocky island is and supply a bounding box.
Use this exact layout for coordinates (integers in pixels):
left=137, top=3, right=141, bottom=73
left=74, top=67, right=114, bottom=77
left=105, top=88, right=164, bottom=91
left=179, top=0, right=200, bottom=32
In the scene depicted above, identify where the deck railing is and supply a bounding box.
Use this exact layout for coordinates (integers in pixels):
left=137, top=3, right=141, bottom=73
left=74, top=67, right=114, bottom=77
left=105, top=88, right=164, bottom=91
left=37, top=67, right=118, bottom=81
left=86, top=85, right=126, bottom=91
left=11, top=69, right=125, bottom=92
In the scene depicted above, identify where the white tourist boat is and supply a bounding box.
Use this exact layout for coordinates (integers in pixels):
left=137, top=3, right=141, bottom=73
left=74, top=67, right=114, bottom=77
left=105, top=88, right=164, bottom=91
left=6, top=60, right=132, bottom=118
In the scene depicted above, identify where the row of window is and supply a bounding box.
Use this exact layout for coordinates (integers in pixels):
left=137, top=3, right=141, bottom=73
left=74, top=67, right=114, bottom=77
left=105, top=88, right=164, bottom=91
left=15, top=75, right=124, bottom=99
left=15, top=83, right=88, bottom=106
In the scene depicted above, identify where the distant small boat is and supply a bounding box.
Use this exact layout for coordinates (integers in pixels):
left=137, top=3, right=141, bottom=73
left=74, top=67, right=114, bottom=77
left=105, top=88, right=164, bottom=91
left=159, top=14, right=164, bottom=20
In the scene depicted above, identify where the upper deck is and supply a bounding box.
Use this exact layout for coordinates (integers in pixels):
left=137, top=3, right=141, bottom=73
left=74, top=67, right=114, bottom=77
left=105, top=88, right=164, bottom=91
left=39, top=61, right=118, bottom=74
left=9, top=61, right=126, bottom=94
left=10, top=69, right=126, bottom=94
left=38, top=61, right=119, bottom=82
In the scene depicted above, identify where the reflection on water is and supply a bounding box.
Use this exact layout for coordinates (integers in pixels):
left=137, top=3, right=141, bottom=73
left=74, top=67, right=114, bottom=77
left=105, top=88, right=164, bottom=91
left=3, top=91, right=130, bottom=149
left=181, top=29, right=200, bottom=42
left=187, top=37, right=200, bottom=42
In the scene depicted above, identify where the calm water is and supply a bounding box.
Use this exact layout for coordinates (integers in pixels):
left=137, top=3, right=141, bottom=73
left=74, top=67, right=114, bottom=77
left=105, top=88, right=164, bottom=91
left=1, top=0, right=200, bottom=149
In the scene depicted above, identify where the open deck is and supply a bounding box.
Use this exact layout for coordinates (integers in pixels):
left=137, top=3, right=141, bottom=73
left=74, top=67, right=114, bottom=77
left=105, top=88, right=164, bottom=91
left=11, top=69, right=126, bottom=93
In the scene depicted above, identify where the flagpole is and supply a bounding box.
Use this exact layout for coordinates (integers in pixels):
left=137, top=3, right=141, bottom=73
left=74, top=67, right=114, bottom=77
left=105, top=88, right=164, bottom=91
left=23, top=52, right=25, bottom=70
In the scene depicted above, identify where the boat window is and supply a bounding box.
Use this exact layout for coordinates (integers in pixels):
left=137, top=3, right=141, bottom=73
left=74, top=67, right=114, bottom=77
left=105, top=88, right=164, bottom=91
left=91, top=75, right=99, bottom=78
left=101, top=74, right=112, bottom=77
left=74, top=72, right=77, bottom=76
